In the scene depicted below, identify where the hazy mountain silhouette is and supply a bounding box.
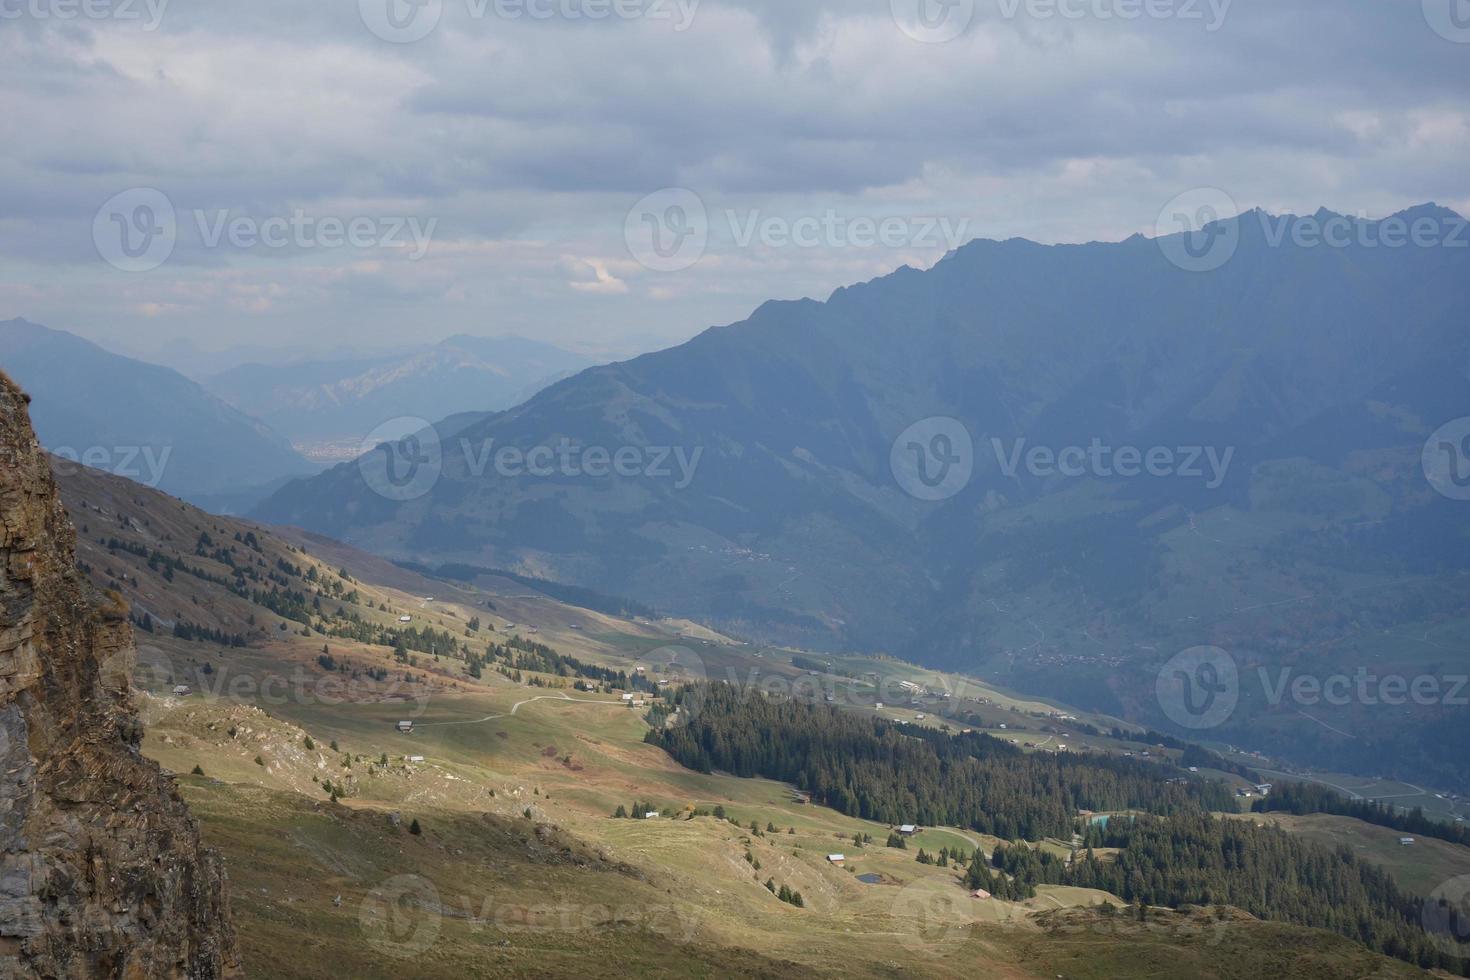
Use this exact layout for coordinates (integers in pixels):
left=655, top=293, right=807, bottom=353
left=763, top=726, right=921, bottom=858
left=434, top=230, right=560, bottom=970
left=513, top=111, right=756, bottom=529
left=255, top=205, right=1470, bottom=779
left=205, top=334, right=593, bottom=444
left=0, top=319, right=315, bottom=508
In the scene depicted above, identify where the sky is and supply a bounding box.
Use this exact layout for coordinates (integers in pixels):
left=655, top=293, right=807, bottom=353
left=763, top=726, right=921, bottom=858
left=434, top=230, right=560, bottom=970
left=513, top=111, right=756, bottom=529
left=1, top=0, right=1468, bottom=371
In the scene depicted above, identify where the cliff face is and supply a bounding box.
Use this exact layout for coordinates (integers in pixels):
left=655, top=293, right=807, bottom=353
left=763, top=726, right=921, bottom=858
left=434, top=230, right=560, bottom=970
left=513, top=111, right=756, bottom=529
left=0, top=371, right=239, bottom=978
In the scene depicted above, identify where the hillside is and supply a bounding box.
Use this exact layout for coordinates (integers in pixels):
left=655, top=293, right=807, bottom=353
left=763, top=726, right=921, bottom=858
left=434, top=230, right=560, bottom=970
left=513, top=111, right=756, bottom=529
left=254, top=206, right=1470, bottom=790
left=47, top=461, right=1466, bottom=978
left=0, top=318, right=315, bottom=510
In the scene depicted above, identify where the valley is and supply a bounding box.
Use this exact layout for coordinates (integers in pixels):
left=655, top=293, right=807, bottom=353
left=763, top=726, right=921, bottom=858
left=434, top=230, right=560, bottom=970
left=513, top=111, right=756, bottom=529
left=252, top=208, right=1470, bottom=797
left=54, top=458, right=1470, bottom=978
left=9, top=6, right=1469, bottom=977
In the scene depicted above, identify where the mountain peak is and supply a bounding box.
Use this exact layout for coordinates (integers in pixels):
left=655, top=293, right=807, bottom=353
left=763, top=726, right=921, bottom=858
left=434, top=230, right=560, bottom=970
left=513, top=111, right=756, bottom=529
left=1387, top=201, right=1465, bottom=223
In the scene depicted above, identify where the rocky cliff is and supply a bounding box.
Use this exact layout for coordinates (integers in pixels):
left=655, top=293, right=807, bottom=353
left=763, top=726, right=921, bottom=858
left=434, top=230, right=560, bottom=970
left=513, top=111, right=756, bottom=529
left=0, top=370, right=240, bottom=978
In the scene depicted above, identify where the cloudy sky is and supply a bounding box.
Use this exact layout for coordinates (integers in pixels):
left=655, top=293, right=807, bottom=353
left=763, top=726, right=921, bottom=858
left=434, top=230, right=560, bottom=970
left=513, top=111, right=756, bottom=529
left=1, top=0, right=1467, bottom=370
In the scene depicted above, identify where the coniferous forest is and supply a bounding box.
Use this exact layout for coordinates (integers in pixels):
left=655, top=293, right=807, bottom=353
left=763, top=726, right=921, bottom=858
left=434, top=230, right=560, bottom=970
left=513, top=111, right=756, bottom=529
left=649, top=685, right=1468, bottom=975
left=1253, top=781, right=1470, bottom=848
left=1065, top=814, right=1465, bottom=974
left=649, top=684, right=1235, bottom=839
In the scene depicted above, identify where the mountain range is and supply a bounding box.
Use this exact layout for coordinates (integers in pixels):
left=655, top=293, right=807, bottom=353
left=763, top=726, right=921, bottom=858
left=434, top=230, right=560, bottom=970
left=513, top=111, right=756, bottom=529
left=254, top=205, right=1470, bottom=786
left=0, top=318, right=316, bottom=511
left=204, top=334, right=594, bottom=451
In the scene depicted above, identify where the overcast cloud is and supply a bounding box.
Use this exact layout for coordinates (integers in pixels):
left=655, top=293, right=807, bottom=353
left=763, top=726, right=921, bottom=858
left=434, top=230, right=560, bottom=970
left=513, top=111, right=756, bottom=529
left=1, top=0, right=1467, bottom=368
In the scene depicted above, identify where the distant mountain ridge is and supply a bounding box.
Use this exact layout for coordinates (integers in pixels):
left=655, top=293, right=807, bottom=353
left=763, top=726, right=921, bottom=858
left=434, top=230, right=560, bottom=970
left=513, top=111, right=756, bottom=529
left=255, top=204, right=1470, bottom=785
left=205, top=333, right=594, bottom=446
left=0, top=318, right=315, bottom=509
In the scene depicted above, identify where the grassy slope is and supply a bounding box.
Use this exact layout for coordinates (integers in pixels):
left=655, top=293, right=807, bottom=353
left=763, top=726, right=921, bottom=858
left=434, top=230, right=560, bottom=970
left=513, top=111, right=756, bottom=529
left=55, top=462, right=1451, bottom=979
left=1229, top=811, right=1470, bottom=898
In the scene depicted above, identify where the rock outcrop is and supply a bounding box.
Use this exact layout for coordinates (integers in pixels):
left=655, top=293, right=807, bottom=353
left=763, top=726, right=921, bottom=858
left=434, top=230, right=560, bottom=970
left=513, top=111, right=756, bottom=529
left=0, top=370, right=240, bottom=977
